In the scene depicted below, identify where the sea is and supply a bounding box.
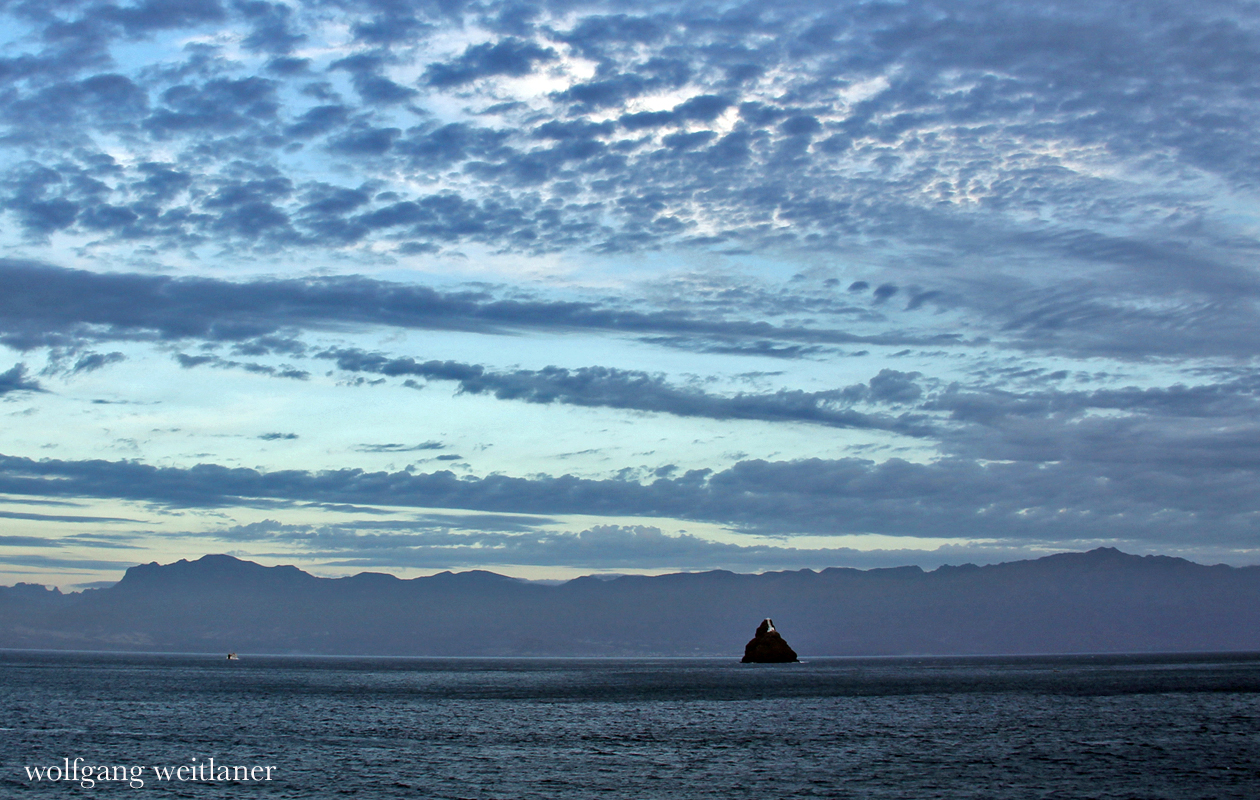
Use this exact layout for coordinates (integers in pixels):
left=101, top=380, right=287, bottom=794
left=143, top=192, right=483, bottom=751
left=2, top=651, right=1258, bottom=798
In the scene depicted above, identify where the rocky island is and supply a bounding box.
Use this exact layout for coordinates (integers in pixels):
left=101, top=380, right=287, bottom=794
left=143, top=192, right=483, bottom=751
left=741, top=618, right=799, bottom=663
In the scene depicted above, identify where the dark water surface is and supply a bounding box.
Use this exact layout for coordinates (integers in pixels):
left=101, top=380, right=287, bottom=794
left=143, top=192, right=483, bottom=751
left=2, top=651, right=1259, bottom=798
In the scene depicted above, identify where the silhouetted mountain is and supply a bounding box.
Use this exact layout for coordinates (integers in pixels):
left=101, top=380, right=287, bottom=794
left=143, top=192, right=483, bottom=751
left=2, top=548, right=1258, bottom=656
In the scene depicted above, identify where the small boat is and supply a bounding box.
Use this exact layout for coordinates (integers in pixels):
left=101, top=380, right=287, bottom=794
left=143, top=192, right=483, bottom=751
left=226, top=653, right=238, bottom=660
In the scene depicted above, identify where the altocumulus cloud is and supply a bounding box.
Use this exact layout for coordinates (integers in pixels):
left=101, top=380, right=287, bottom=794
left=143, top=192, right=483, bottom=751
left=0, top=0, right=1254, bottom=278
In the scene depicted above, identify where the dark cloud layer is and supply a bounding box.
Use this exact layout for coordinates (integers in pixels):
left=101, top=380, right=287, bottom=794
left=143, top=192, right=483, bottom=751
left=0, top=259, right=944, bottom=351
left=319, top=347, right=930, bottom=434
left=2, top=449, right=1256, bottom=546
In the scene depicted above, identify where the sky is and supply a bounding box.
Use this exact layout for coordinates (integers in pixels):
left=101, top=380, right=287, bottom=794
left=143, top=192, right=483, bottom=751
left=2, top=0, right=1259, bottom=589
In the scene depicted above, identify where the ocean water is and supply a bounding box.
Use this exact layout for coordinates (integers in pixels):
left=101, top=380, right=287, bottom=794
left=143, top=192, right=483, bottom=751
left=2, top=651, right=1258, bottom=798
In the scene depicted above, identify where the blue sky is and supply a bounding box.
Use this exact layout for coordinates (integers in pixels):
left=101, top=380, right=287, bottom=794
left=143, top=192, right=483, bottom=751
left=2, top=0, right=1259, bottom=588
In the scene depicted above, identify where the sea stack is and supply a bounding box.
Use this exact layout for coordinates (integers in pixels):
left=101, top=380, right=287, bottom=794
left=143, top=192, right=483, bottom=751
left=741, top=618, right=799, bottom=663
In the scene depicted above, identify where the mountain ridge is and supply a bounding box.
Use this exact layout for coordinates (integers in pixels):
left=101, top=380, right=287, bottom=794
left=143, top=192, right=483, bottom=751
left=2, top=548, right=1257, bottom=657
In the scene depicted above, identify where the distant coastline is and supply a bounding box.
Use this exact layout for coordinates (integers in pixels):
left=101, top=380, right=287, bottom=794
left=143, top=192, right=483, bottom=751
left=2, top=548, right=1257, bottom=658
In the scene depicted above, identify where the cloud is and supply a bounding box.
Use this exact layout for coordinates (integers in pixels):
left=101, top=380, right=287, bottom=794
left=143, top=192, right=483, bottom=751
left=0, top=510, right=142, bottom=523
left=355, top=442, right=444, bottom=453
left=10, top=1, right=1250, bottom=283
left=872, top=284, right=898, bottom=304
left=0, top=363, right=44, bottom=395
left=0, top=259, right=955, bottom=352
left=0, top=535, right=62, bottom=547
left=0, top=553, right=138, bottom=570
left=174, top=352, right=308, bottom=380
left=0, top=0, right=1254, bottom=272
left=3, top=448, right=1258, bottom=546
left=95, top=0, right=227, bottom=35
left=70, top=351, right=126, bottom=374
left=318, top=347, right=930, bottom=434
left=238, top=0, right=305, bottom=55
left=423, top=38, right=558, bottom=87
left=638, top=337, right=826, bottom=359
left=329, top=52, right=418, bottom=105
left=200, top=520, right=1046, bottom=571
left=144, top=76, right=279, bottom=138
left=284, top=104, right=349, bottom=138
left=351, top=14, right=431, bottom=46
left=328, top=125, right=400, bottom=155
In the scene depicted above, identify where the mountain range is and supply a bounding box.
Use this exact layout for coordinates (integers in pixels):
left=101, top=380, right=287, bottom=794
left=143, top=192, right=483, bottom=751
left=2, top=548, right=1258, bottom=656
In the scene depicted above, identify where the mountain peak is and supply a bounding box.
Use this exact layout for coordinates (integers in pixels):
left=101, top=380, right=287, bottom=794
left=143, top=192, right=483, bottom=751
left=115, top=554, right=314, bottom=591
